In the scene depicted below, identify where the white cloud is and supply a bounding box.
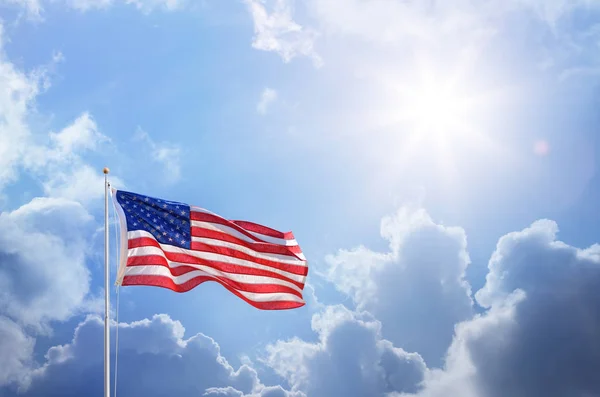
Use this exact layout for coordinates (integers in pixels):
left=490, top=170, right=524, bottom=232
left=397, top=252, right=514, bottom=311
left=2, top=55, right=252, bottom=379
left=324, top=207, right=473, bottom=367
left=0, top=197, right=94, bottom=333
left=244, top=0, right=322, bottom=66
left=134, top=127, right=182, bottom=183
left=0, top=24, right=42, bottom=191
left=257, top=87, right=278, bottom=114
left=0, top=316, right=35, bottom=388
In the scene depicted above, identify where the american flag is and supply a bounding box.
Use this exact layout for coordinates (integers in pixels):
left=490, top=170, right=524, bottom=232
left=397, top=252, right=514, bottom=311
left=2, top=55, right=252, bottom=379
left=112, top=189, right=308, bottom=310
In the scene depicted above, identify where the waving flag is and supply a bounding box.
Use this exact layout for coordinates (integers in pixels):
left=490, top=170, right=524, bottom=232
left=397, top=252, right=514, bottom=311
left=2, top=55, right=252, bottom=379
left=112, top=189, right=308, bottom=310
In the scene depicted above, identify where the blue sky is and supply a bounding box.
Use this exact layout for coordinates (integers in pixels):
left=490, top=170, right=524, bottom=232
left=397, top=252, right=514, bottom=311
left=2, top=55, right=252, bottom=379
left=0, top=0, right=600, bottom=396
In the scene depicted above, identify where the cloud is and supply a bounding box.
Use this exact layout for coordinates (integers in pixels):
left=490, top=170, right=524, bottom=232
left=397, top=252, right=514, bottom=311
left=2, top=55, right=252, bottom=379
left=1, top=0, right=189, bottom=17
left=257, top=87, right=278, bottom=115
left=0, top=18, right=118, bottom=391
left=244, top=0, right=322, bottom=66
left=21, top=112, right=117, bottom=203
left=324, top=207, right=473, bottom=367
left=0, top=24, right=42, bottom=191
left=0, top=316, right=36, bottom=388
left=1, top=314, right=296, bottom=396
left=133, top=128, right=182, bottom=183
left=399, top=218, right=600, bottom=397
left=0, top=197, right=95, bottom=332
left=205, top=385, right=306, bottom=397
left=263, top=304, right=427, bottom=397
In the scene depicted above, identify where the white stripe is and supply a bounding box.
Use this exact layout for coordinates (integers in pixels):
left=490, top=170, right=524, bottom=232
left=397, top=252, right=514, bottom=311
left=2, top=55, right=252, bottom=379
left=123, top=265, right=305, bottom=304
left=128, top=244, right=306, bottom=288
left=190, top=208, right=300, bottom=247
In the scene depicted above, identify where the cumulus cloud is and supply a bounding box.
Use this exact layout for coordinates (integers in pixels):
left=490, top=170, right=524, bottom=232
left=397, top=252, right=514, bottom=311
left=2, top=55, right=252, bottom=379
left=324, top=207, right=473, bottom=367
left=244, top=0, right=322, bottom=66
left=0, top=197, right=94, bottom=331
left=397, top=218, right=600, bottom=397
left=257, top=87, right=278, bottom=115
left=2, top=314, right=296, bottom=396
left=264, top=305, right=427, bottom=397
left=0, top=316, right=36, bottom=388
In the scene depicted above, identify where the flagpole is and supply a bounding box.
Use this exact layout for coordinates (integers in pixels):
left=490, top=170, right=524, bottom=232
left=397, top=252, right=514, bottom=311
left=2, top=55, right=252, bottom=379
left=103, top=167, right=110, bottom=397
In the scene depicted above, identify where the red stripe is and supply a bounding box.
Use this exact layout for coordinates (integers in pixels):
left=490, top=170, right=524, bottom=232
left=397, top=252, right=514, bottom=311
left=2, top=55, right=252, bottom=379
left=231, top=220, right=294, bottom=240
left=128, top=237, right=307, bottom=276
left=121, top=275, right=305, bottom=310
left=191, top=227, right=304, bottom=258
left=127, top=253, right=305, bottom=290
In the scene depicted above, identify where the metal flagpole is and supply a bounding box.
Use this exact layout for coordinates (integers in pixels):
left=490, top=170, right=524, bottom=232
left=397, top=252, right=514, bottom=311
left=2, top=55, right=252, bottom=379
left=103, top=167, right=110, bottom=397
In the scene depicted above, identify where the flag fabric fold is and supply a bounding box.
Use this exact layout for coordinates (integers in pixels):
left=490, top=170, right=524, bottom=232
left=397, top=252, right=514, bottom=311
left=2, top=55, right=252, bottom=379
left=112, top=189, right=308, bottom=310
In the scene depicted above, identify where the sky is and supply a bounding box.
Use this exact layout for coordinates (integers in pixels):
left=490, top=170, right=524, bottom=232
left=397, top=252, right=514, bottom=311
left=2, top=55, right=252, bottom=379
left=0, top=0, right=600, bottom=396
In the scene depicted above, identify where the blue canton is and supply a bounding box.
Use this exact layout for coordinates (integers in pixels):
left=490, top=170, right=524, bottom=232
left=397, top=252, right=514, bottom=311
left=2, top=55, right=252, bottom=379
left=116, top=190, right=191, bottom=249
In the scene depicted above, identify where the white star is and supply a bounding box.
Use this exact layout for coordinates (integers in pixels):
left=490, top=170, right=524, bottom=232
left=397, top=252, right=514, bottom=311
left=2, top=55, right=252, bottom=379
left=163, top=231, right=167, bottom=236
left=181, top=240, right=186, bottom=245
left=145, top=197, right=149, bottom=202
left=180, top=210, right=185, bottom=215
left=169, top=237, right=173, bottom=242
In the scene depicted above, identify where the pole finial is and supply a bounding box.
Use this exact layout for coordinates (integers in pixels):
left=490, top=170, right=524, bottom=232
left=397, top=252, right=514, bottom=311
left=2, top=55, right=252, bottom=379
left=103, top=167, right=110, bottom=175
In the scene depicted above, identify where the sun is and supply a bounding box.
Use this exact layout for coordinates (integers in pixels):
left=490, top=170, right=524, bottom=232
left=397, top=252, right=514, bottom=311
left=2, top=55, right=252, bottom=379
left=367, top=58, right=508, bottom=189
left=406, top=81, right=470, bottom=136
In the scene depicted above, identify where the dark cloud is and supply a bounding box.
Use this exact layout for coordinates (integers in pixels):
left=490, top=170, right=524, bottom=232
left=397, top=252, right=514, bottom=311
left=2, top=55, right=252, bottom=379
left=324, top=207, right=473, bottom=367
left=470, top=220, right=600, bottom=397
left=411, top=219, right=600, bottom=397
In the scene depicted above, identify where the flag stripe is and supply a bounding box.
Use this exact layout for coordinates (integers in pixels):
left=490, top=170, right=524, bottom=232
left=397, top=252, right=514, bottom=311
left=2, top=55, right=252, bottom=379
left=121, top=275, right=305, bottom=310
left=231, top=220, right=294, bottom=239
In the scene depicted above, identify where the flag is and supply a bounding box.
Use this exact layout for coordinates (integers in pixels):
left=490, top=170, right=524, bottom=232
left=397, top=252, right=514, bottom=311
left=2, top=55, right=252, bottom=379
left=112, top=189, right=308, bottom=310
